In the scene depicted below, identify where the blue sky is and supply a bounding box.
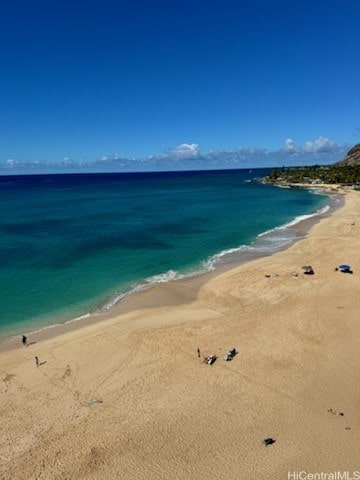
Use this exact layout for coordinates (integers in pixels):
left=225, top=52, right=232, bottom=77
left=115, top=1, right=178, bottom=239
left=1, top=0, right=359, bottom=172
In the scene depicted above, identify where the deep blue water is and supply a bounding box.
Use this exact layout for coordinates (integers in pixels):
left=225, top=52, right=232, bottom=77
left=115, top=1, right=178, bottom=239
left=0, top=169, right=329, bottom=337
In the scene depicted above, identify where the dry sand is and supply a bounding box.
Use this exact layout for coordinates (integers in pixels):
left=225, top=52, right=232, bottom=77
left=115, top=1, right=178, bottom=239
left=1, top=189, right=360, bottom=480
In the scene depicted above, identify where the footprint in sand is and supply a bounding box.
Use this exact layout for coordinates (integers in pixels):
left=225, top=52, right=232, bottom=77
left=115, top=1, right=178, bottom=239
left=2, top=373, right=23, bottom=393
left=62, top=365, right=72, bottom=379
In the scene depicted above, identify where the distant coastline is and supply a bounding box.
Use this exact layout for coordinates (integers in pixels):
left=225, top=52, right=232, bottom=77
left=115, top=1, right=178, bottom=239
left=262, top=145, right=360, bottom=188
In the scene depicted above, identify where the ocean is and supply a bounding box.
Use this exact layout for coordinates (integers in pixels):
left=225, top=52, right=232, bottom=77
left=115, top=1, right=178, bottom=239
left=0, top=169, right=330, bottom=339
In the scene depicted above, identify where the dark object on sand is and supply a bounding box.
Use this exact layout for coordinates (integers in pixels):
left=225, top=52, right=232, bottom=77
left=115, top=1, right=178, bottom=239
left=339, top=264, right=353, bottom=274
left=339, top=412, right=344, bottom=416
left=302, top=265, right=314, bottom=275
left=206, top=355, right=217, bottom=365
left=223, top=348, right=237, bottom=361
left=263, top=438, right=276, bottom=446
left=22, top=335, right=27, bottom=346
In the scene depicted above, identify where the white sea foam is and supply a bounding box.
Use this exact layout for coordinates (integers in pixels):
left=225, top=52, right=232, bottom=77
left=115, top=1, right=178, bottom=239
left=99, top=269, right=196, bottom=312
left=257, top=205, right=330, bottom=238
left=18, top=313, right=92, bottom=338
left=99, top=247, right=260, bottom=312
left=203, top=245, right=256, bottom=270
left=203, top=203, right=331, bottom=269
left=307, top=187, right=331, bottom=196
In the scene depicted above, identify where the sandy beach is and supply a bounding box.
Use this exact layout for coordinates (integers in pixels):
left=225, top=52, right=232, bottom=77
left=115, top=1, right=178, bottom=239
left=1, top=188, right=360, bottom=480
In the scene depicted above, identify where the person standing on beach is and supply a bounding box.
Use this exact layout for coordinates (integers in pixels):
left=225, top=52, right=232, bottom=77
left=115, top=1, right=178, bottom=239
left=35, top=356, right=39, bottom=367
left=22, top=335, right=27, bottom=347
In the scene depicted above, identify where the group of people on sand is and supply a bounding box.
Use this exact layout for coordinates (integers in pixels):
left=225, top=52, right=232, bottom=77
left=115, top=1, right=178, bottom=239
left=197, top=347, right=237, bottom=365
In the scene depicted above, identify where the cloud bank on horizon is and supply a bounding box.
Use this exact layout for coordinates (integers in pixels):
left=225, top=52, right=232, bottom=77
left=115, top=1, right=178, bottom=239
left=1, top=136, right=349, bottom=174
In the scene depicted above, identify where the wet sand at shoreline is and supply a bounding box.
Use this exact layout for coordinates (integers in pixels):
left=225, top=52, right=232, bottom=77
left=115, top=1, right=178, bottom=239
left=1, top=188, right=359, bottom=480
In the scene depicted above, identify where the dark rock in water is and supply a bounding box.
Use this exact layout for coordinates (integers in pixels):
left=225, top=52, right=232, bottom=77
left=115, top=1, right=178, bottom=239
left=263, top=438, right=276, bottom=446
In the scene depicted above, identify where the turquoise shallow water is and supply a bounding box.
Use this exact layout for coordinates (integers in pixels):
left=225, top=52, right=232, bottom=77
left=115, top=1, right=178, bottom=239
left=0, top=169, right=329, bottom=337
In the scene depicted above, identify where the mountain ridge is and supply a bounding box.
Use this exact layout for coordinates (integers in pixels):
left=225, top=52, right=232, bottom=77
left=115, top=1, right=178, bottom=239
left=335, top=144, right=360, bottom=166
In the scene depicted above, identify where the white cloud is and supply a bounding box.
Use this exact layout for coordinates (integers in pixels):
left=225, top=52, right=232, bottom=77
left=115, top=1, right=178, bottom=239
left=282, top=136, right=336, bottom=155
left=203, top=137, right=347, bottom=167
left=303, top=136, right=335, bottom=153
left=284, top=138, right=296, bottom=153
left=164, top=143, right=200, bottom=160
left=100, top=154, right=121, bottom=162
left=207, top=147, right=269, bottom=165
left=0, top=137, right=350, bottom=173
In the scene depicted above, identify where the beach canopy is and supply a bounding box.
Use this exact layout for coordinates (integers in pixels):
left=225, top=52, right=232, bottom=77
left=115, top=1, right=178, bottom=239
left=302, top=265, right=313, bottom=271
left=339, top=264, right=351, bottom=270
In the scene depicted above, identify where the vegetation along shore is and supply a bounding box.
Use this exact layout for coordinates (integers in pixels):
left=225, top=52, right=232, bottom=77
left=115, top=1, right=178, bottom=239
left=264, top=143, right=360, bottom=187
